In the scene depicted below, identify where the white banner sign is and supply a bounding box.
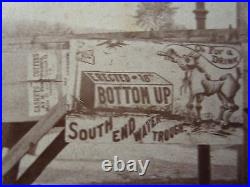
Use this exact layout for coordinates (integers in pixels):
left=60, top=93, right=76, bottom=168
left=66, top=39, right=244, bottom=144
left=65, top=114, right=186, bottom=144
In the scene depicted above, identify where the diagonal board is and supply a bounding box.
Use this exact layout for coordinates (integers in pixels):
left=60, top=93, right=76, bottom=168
left=2, top=96, right=68, bottom=176
left=16, top=129, right=68, bottom=184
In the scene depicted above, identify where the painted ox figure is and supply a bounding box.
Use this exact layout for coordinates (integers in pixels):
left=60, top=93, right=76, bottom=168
left=158, top=48, right=241, bottom=127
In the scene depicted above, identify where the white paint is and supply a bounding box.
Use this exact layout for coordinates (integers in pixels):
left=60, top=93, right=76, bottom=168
left=101, top=160, right=112, bottom=172
left=101, top=156, right=150, bottom=176
left=126, top=160, right=137, bottom=172
left=137, top=159, right=150, bottom=176
left=113, top=156, right=126, bottom=172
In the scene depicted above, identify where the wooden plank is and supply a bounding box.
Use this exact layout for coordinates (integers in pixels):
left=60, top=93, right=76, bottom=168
left=16, top=129, right=68, bottom=184
left=198, top=145, right=211, bottom=184
left=2, top=96, right=68, bottom=176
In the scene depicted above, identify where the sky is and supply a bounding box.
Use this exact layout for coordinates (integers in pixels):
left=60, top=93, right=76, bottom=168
left=2, top=2, right=237, bottom=32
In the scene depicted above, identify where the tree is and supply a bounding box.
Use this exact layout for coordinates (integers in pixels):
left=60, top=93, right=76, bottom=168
left=134, top=3, right=178, bottom=31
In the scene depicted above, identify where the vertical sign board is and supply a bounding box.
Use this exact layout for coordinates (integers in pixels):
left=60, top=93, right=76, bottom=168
left=2, top=49, right=69, bottom=122
left=66, top=39, right=244, bottom=144
left=27, top=51, right=59, bottom=117
left=27, top=50, right=71, bottom=117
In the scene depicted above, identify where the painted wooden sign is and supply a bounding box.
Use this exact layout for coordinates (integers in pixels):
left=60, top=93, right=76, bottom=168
left=2, top=39, right=244, bottom=144
left=66, top=114, right=184, bottom=143
left=65, top=114, right=242, bottom=144
left=65, top=39, right=244, bottom=144
left=2, top=49, right=68, bottom=122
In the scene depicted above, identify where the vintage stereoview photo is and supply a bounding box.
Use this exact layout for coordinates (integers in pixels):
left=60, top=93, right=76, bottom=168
left=2, top=2, right=248, bottom=184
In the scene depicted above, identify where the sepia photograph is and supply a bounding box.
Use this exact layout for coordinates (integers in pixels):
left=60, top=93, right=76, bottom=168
left=2, top=2, right=248, bottom=184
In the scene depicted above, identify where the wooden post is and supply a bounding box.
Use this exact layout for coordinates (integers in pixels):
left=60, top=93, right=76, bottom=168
left=2, top=122, right=36, bottom=184
left=198, top=144, right=211, bottom=184
left=237, top=2, right=248, bottom=184
left=3, top=124, right=21, bottom=184
left=237, top=145, right=244, bottom=183
left=2, top=96, right=68, bottom=177
left=16, top=129, right=68, bottom=184
left=3, top=163, right=20, bottom=184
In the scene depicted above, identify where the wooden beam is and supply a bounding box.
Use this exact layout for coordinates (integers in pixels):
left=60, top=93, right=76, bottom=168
left=16, top=129, right=68, bottom=184
left=2, top=96, right=68, bottom=176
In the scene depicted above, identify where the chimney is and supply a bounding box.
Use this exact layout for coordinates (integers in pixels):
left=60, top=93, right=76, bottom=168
left=193, top=3, right=208, bottom=30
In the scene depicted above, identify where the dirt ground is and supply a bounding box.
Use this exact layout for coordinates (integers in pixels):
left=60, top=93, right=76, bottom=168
left=2, top=132, right=239, bottom=184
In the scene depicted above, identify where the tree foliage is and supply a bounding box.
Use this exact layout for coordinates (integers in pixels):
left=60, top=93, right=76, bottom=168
left=135, top=3, right=178, bottom=31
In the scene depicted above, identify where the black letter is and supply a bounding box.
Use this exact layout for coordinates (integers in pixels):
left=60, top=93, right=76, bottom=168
left=132, top=87, right=140, bottom=103
left=89, top=128, right=96, bottom=139
left=114, top=87, right=121, bottom=104
left=80, top=129, right=88, bottom=140
left=68, top=122, right=78, bottom=139
left=106, top=87, right=114, bottom=104
left=163, top=87, right=171, bottom=104
left=98, top=87, right=106, bottom=104
left=140, top=87, right=150, bottom=104
left=112, top=130, right=120, bottom=142
left=152, top=131, right=158, bottom=141
left=105, top=117, right=113, bottom=133
left=154, top=87, right=162, bottom=104
left=128, top=118, right=136, bottom=134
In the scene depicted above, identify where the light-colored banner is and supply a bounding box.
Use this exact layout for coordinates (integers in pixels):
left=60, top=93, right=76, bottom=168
left=67, top=39, right=244, bottom=144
